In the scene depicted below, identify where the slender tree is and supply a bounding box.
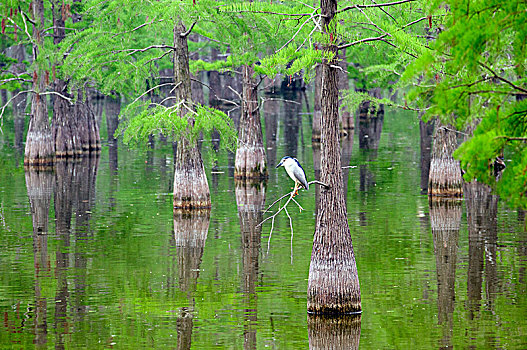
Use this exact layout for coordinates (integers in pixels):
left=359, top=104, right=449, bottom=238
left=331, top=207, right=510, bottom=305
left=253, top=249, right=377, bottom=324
left=307, top=0, right=361, bottom=315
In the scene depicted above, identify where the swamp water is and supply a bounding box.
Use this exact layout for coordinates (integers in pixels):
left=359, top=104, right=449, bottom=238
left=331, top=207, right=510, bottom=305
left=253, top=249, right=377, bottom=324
left=0, top=97, right=526, bottom=349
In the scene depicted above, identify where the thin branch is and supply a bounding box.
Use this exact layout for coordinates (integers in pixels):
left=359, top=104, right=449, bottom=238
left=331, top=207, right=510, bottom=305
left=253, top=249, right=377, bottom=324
left=276, top=9, right=317, bottom=53
left=370, top=0, right=398, bottom=23
left=131, top=82, right=179, bottom=105
left=308, top=180, right=330, bottom=188
left=180, top=21, right=197, bottom=38
left=480, top=62, right=527, bottom=94
left=338, top=33, right=388, bottom=49
left=112, top=45, right=176, bottom=56
left=338, top=0, right=417, bottom=13
left=112, top=17, right=163, bottom=38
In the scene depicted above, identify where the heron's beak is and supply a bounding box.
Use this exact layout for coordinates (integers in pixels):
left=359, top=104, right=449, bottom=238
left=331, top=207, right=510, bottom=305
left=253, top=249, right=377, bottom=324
left=275, top=161, right=282, bottom=168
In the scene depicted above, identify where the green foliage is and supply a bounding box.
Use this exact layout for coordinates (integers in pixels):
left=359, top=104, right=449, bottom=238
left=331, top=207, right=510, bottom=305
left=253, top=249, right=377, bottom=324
left=120, top=99, right=237, bottom=151
left=402, top=0, right=527, bottom=208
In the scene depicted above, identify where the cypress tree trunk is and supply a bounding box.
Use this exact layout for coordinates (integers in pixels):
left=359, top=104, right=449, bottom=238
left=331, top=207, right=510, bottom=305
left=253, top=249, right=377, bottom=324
left=420, top=119, right=435, bottom=194
left=234, top=64, right=268, bottom=180
left=51, top=0, right=82, bottom=158
left=25, top=0, right=54, bottom=168
left=312, top=63, right=322, bottom=143
left=307, top=0, right=361, bottom=315
left=173, top=21, right=211, bottom=210
left=428, top=120, right=463, bottom=197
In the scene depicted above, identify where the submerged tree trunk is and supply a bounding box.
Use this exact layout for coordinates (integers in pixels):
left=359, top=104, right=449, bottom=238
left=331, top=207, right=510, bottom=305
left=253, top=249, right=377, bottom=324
left=173, top=21, right=211, bottom=210
left=428, top=120, right=463, bottom=197
left=25, top=0, right=54, bottom=167
left=234, top=64, right=268, bottom=180
left=307, top=0, right=361, bottom=315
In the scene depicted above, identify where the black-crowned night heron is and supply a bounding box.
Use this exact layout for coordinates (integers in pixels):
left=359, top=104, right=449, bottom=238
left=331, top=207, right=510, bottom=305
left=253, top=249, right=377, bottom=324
left=276, top=156, right=309, bottom=195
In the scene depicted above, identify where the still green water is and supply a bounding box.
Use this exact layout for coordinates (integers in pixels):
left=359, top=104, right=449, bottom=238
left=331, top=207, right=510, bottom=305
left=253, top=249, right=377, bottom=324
left=0, top=100, right=526, bottom=349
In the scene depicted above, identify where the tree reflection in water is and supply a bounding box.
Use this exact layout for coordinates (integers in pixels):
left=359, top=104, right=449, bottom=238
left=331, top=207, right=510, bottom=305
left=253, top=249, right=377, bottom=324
left=430, top=198, right=461, bottom=349
left=236, top=181, right=266, bottom=350
left=173, top=210, right=210, bottom=350
left=308, top=314, right=361, bottom=350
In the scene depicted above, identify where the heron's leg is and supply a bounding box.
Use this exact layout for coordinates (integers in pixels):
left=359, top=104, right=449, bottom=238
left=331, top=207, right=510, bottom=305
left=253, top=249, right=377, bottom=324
left=293, top=182, right=299, bottom=197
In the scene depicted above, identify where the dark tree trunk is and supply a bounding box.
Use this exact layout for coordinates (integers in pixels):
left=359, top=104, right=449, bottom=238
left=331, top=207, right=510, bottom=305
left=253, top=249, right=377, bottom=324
left=105, top=93, right=121, bottom=144
left=234, top=64, right=268, bottom=180
left=430, top=199, right=461, bottom=347
left=338, top=48, right=353, bottom=131
left=308, top=314, right=361, bottom=350
left=10, top=44, right=28, bottom=151
left=358, top=99, right=384, bottom=150
left=208, top=48, right=221, bottom=106
left=419, top=118, right=435, bottom=194
left=173, top=21, right=211, bottom=210
left=264, top=97, right=280, bottom=170
left=25, top=0, right=54, bottom=168
left=428, top=120, right=463, bottom=197
left=312, top=63, right=322, bottom=143
left=307, top=0, right=361, bottom=315
left=53, top=80, right=81, bottom=158
left=283, top=89, right=303, bottom=157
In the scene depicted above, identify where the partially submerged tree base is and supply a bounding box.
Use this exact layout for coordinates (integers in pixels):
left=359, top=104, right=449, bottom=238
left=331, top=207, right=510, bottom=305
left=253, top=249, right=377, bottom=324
left=428, top=121, right=463, bottom=198
left=173, top=138, right=211, bottom=210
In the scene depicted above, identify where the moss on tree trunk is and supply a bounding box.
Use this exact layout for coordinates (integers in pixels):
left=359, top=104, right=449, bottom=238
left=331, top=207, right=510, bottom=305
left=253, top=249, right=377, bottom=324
left=307, top=0, right=361, bottom=315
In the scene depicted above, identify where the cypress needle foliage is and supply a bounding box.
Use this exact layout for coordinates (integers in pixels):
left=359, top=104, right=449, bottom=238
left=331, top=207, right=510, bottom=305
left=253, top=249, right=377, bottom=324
left=402, top=0, right=527, bottom=208
left=56, top=0, right=239, bottom=148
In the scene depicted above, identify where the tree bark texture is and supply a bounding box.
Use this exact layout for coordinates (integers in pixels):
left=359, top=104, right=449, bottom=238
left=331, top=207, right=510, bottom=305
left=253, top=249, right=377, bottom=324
left=428, top=120, right=463, bottom=197
left=235, top=64, right=268, bottom=180
left=172, top=21, right=211, bottom=210
left=307, top=0, right=361, bottom=315
left=308, top=314, right=361, bottom=350
left=25, top=0, right=54, bottom=168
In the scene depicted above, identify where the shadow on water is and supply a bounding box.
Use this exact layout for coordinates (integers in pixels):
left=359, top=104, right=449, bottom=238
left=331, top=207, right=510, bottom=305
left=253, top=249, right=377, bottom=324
left=430, top=198, right=461, bottom=349
left=236, top=181, right=266, bottom=350
left=307, top=314, right=361, bottom=350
